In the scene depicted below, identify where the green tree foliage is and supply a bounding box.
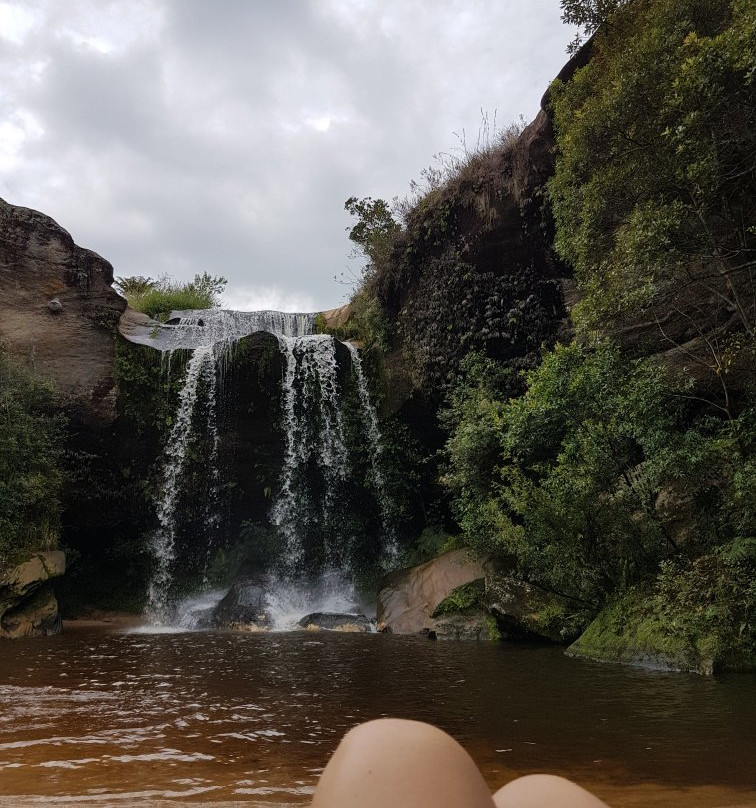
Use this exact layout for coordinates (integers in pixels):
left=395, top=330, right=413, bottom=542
left=345, top=196, right=401, bottom=273
left=443, top=341, right=755, bottom=614
left=549, top=0, right=756, bottom=354
left=116, top=271, right=227, bottom=319
left=0, top=348, right=65, bottom=568
left=560, top=0, right=630, bottom=52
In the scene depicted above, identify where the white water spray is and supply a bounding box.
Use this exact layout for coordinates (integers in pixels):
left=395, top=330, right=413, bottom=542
left=147, top=346, right=215, bottom=623
left=346, top=343, right=398, bottom=565
left=271, top=334, right=349, bottom=573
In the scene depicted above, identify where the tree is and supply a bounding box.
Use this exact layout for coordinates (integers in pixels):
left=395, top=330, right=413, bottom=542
left=560, top=0, right=630, bottom=52
left=345, top=196, right=400, bottom=272
left=113, top=275, right=157, bottom=297
left=549, top=0, right=756, bottom=404
left=184, top=271, right=227, bottom=308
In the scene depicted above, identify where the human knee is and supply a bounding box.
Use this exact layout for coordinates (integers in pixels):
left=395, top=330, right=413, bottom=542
left=494, top=774, right=609, bottom=808
left=338, top=717, right=449, bottom=756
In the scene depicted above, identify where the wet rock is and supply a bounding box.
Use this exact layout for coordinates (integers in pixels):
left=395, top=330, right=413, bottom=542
left=376, top=549, right=486, bottom=636
left=434, top=613, right=494, bottom=642
left=565, top=590, right=756, bottom=676
left=298, top=612, right=372, bottom=633
left=211, top=579, right=271, bottom=630
left=483, top=566, right=581, bottom=643
left=0, top=551, right=66, bottom=638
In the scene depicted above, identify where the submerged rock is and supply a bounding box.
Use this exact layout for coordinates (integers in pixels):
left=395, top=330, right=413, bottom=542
left=297, top=612, right=372, bottom=633
left=211, top=579, right=271, bottom=631
left=0, top=551, right=66, bottom=638
left=433, top=612, right=496, bottom=642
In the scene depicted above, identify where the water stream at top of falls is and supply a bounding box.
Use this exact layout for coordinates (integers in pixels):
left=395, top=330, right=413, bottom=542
left=136, top=308, right=393, bottom=628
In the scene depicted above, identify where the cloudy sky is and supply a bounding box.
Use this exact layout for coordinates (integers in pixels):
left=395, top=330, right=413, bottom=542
left=1, top=1, right=577, bottom=312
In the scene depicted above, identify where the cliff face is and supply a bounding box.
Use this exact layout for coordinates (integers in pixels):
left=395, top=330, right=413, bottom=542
left=0, top=199, right=127, bottom=427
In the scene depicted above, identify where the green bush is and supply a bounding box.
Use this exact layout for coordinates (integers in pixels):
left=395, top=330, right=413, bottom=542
left=443, top=340, right=755, bottom=608
left=0, top=347, right=66, bottom=568
left=116, top=271, right=227, bottom=320
left=655, top=540, right=756, bottom=670
left=549, top=0, right=756, bottom=345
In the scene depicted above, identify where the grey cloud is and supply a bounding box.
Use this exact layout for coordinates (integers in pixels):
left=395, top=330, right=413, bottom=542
left=0, top=0, right=577, bottom=311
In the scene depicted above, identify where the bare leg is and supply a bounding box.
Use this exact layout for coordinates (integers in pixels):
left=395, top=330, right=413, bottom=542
left=311, top=719, right=611, bottom=808
left=311, top=718, right=496, bottom=808
left=494, top=774, right=610, bottom=808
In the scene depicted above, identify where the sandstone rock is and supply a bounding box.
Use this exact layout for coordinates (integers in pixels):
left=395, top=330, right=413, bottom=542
left=0, top=198, right=126, bottom=427
left=376, top=549, right=486, bottom=635
left=297, top=612, right=372, bottom=633
left=0, top=551, right=66, bottom=639
left=212, top=579, right=271, bottom=630
left=319, top=304, right=352, bottom=329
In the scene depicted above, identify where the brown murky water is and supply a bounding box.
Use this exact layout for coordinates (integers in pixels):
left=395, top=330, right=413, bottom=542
left=0, top=626, right=754, bottom=807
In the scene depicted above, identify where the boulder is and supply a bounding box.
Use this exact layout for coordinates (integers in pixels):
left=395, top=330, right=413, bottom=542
left=433, top=613, right=495, bottom=642
left=0, top=198, right=127, bottom=428
left=376, top=549, right=486, bottom=635
left=0, top=551, right=66, bottom=638
left=297, top=612, right=372, bottom=633
left=483, top=568, right=582, bottom=643
left=565, top=590, right=756, bottom=676
left=211, top=579, right=271, bottom=630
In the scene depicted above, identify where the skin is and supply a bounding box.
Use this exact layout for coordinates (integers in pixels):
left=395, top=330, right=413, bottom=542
left=311, top=718, right=610, bottom=808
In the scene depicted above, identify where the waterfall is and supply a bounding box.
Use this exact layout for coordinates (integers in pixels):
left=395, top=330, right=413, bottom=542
left=270, top=334, right=348, bottom=574
left=147, top=345, right=215, bottom=623
left=143, top=310, right=315, bottom=621
left=346, top=343, right=398, bottom=565
left=134, top=306, right=398, bottom=627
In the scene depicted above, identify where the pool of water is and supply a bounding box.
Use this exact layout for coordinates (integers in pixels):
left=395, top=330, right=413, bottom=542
left=0, top=627, right=754, bottom=807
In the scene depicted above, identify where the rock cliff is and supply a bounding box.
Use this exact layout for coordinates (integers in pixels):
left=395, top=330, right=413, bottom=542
left=0, top=198, right=127, bottom=427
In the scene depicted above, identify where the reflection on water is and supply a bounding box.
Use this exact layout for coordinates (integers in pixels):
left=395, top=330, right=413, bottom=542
left=0, top=629, right=754, bottom=806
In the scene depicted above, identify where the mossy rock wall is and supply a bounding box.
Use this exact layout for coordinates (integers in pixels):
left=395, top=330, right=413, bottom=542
left=566, top=589, right=756, bottom=676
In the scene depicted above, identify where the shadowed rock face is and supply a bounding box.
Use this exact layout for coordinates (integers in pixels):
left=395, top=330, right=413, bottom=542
left=0, top=551, right=65, bottom=638
left=0, top=198, right=127, bottom=427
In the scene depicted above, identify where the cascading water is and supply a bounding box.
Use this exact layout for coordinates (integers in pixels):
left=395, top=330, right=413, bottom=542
left=271, top=334, right=349, bottom=573
left=130, top=307, right=395, bottom=629
left=346, top=342, right=398, bottom=565
left=147, top=345, right=216, bottom=623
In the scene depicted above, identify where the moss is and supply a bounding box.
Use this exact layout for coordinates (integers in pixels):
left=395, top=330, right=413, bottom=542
left=485, top=614, right=502, bottom=641
left=432, top=579, right=486, bottom=617
left=566, top=589, right=731, bottom=675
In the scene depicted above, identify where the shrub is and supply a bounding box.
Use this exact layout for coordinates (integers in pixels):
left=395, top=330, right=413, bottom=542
left=116, top=271, right=227, bottom=320
left=0, top=347, right=66, bottom=568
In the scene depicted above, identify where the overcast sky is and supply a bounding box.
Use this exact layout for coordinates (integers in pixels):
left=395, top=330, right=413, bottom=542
left=1, top=1, right=577, bottom=312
